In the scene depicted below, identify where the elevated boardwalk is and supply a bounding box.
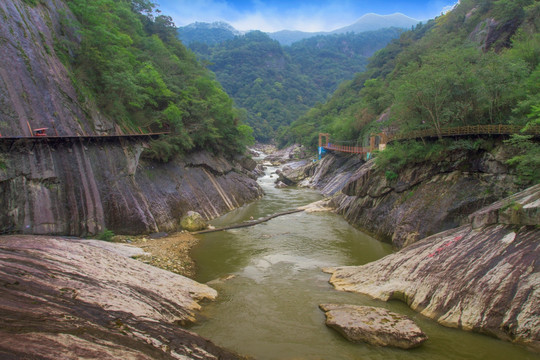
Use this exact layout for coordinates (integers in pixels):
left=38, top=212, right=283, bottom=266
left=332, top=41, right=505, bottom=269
left=388, top=124, right=540, bottom=142
left=319, top=124, right=540, bottom=158
left=0, top=132, right=169, bottom=151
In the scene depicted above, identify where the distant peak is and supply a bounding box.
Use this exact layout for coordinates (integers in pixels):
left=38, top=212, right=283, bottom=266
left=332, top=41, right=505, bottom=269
left=183, top=21, right=240, bottom=34
left=355, top=13, right=420, bottom=22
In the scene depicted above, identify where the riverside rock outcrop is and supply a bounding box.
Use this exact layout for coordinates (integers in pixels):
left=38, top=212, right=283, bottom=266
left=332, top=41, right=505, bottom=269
left=303, top=146, right=521, bottom=249
left=324, top=184, right=540, bottom=350
left=264, top=144, right=309, bottom=165
left=0, top=0, right=263, bottom=236
left=0, top=235, right=243, bottom=359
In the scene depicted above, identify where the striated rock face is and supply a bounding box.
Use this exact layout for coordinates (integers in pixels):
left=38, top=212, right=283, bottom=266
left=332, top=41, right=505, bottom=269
left=0, top=142, right=263, bottom=236
left=0, top=0, right=263, bottom=236
left=324, top=185, right=540, bottom=351
left=309, top=147, right=521, bottom=249
left=319, top=304, right=428, bottom=349
left=285, top=152, right=364, bottom=195
left=0, top=235, right=243, bottom=359
left=0, top=0, right=99, bottom=137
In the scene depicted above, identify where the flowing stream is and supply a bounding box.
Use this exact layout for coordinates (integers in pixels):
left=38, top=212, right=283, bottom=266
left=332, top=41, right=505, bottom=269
left=190, top=163, right=538, bottom=360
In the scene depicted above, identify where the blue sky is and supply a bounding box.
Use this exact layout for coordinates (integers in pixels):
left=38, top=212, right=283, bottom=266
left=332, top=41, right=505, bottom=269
left=155, top=0, right=459, bottom=32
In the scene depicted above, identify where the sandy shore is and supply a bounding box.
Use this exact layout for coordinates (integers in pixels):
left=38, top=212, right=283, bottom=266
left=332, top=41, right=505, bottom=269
left=115, top=232, right=199, bottom=278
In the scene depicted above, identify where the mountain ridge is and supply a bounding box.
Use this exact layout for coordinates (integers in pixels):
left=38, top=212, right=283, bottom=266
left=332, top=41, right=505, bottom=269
left=178, top=13, right=420, bottom=46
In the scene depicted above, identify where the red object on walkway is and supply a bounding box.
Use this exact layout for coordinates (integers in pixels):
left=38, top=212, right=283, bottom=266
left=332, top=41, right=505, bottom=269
left=33, top=128, right=48, bottom=136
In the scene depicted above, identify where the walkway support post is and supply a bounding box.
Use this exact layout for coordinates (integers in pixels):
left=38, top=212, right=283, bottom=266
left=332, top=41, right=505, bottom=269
left=318, top=133, right=330, bottom=160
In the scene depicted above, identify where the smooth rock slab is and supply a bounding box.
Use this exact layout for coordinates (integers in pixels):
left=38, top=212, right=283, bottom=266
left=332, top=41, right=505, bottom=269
left=319, top=304, right=428, bottom=349
left=0, top=235, right=244, bottom=359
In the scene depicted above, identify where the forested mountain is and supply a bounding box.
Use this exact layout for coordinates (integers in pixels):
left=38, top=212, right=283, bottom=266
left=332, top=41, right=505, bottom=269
left=57, top=0, right=253, bottom=161
left=177, top=21, right=241, bottom=46
left=187, top=28, right=403, bottom=141
left=282, top=0, right=540, bottom=183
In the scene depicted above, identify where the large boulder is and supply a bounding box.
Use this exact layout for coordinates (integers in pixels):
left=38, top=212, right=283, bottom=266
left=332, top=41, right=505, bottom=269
left=319, top=304, right=428, bottom=349
left=276, top=160, right=310, bottom=185
left=180, top=211, right=208, bottom=232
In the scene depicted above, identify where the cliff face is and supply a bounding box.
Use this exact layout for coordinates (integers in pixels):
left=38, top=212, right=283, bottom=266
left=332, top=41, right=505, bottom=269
left=0, top=141, right=262, bottom=235
left=0, top=0, right=103, bottom=136
left=324, top=184, right=540, bottom=350
left=300, top=146, right=521, bottom=249
left=0, top=0, right=262, bottom=236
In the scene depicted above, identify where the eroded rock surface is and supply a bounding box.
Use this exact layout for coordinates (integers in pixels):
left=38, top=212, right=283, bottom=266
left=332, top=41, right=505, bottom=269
left=0, top=235, right=243, bottom=359
left=319, top=304, right=428, bottom=349
left=306, top=146, right=522, bottom=249
left=324, top=185, right=540, bottom=351
left=265, top=144, right=309, bottom=165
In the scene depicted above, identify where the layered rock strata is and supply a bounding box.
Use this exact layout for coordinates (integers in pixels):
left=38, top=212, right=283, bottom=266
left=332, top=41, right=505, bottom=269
left=0, top=143, right=263, bottom=236
left=296, top=147, right=521, bottom=249
left=0, top=235, right=244, bottom=359
left=324, top=184, right=540, bottom=350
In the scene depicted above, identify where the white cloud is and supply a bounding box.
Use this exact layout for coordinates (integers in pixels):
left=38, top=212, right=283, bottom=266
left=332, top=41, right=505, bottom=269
left=441, top=1, right=459, bottom=14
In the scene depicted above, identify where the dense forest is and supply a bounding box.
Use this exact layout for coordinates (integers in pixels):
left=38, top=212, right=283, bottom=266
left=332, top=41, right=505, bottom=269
left=282, top=0, right=540, bottom=184
left=52, top=0, right=254, bottom=161
left=188, top=28, right=403, bottom=142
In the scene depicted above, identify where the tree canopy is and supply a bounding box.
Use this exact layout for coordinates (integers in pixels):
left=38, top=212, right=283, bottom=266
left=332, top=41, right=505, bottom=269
left=281, top=0, right=540, bottom=183
left=187, top=28, right=403, bottom=142
left=60, top=0, right=253, bottom=161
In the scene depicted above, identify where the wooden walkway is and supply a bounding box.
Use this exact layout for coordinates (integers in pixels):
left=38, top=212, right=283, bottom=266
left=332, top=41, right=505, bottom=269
left=388, top=124, right=540, bottom=142
left=320, top=124, right=540, bottom=156
left=0, top=132, right=169, bottom=146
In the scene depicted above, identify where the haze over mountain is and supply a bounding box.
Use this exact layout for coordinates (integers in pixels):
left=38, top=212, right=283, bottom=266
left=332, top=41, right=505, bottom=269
left=178, top=13, right=420, bottom=46
left=271, top=13, right=420, bottom=45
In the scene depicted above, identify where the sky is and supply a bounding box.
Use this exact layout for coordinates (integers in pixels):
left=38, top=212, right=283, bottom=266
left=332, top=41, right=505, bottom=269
left=155, top=0, right=459, bottom=33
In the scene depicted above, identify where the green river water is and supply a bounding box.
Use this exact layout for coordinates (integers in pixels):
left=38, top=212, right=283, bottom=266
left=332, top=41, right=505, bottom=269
left=190, top=164, right=539, bottom=360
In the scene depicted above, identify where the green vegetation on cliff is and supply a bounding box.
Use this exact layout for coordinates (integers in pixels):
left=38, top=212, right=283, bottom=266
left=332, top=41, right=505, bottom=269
left=61, top=0, right=253, bottom=161
left=188, top=29, right=402, bottom=142
left=282, top=0, right=540, bottom=183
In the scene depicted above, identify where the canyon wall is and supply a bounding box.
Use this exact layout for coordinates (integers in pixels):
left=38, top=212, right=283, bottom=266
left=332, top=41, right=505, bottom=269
left=0, top=0, right=262, bottom=236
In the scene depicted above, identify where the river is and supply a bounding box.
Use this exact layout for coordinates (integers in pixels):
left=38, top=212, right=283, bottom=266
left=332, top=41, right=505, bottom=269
left=190, top=163, right=538, bottom=360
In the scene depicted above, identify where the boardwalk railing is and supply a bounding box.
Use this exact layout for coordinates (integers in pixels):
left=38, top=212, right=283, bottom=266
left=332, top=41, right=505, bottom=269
left=320, top=124, right=539, bottom=157
left=388, top=124, right=540, bottom=142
